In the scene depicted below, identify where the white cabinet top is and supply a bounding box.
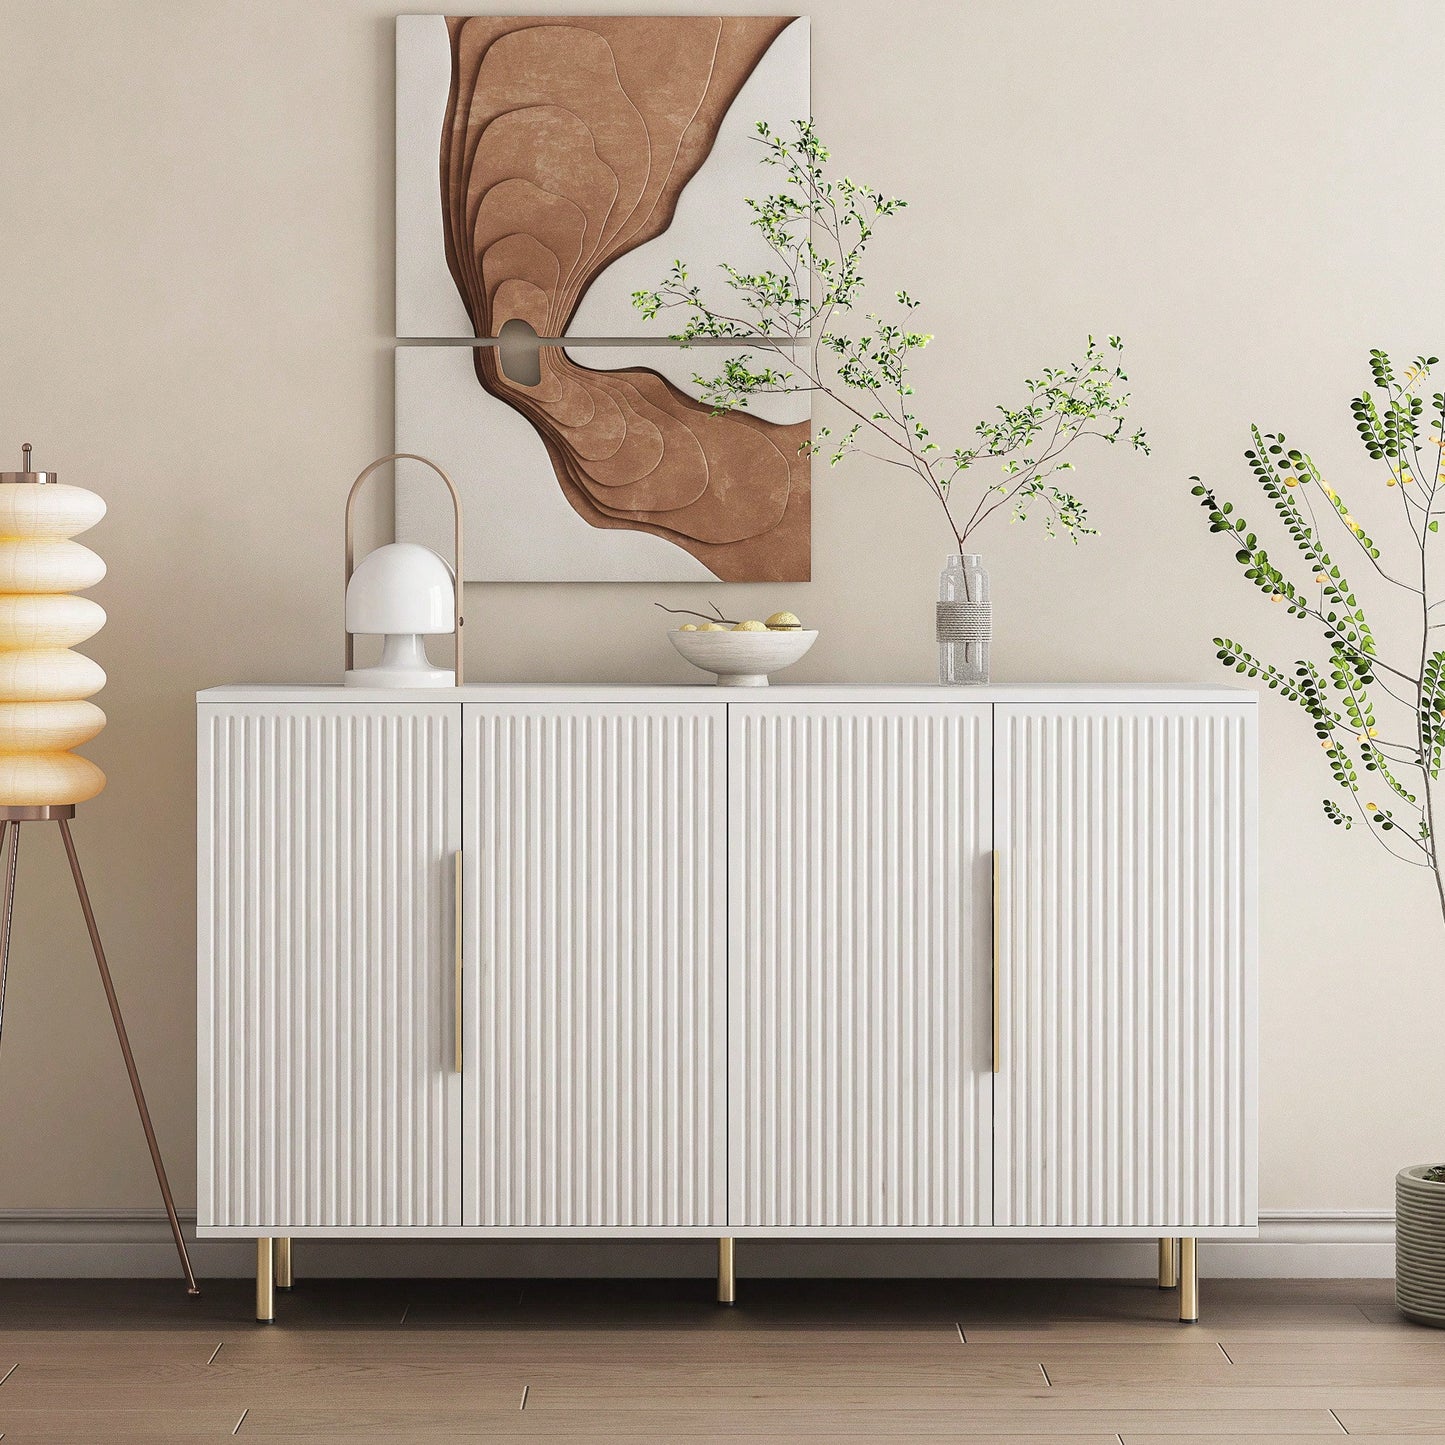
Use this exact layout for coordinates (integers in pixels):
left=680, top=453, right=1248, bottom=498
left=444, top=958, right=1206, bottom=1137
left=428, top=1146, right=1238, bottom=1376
left=198, top=683, right=1257, bottom=706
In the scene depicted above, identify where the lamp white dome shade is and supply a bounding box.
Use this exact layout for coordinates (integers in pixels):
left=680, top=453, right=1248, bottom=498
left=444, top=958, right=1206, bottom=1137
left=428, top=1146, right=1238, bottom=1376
left=345, top=542, right=455, bottom=635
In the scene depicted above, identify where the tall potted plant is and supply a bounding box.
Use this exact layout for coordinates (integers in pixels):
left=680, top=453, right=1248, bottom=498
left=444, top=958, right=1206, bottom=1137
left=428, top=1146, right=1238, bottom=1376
left=634, top=121, right=1148, bottom=683
left=1190, top=348, right=1445, bottom=1325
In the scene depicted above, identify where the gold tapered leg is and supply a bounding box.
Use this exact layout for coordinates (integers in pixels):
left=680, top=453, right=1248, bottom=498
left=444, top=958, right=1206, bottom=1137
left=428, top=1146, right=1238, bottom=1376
left=1179, top=1237, right=1199, bottom=1322
left=257, top=1238, right=275, bottom=1322
left=1157, top=1237, right=1179, bottom=1289
left=717, top=1237, right=736, bottom=1306
left=275, top=1236, right=293, bottom=1290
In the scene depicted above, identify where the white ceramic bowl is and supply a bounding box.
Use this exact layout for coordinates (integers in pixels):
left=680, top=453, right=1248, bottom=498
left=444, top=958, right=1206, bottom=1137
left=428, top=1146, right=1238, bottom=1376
left=667, top=628, right=818, bottom=687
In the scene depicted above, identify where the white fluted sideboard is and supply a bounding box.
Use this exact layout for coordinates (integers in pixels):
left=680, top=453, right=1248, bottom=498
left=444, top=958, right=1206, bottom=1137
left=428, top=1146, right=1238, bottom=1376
left=196, top=685, right=1257, bottom=1321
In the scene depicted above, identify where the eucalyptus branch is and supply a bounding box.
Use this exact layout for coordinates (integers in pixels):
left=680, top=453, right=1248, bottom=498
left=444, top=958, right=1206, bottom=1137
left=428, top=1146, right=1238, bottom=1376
left=633, top=119, right=1147, bottom=554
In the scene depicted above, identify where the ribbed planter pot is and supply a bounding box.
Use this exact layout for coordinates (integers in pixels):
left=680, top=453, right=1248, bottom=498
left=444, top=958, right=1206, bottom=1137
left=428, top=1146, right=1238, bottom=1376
left=1397, top=1166, right=1445, bottom=1327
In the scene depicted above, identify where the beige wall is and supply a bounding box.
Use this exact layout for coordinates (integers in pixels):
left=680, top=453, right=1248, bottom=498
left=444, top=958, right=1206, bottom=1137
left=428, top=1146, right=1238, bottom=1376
left=1, top=0, right=1442, bottom=1221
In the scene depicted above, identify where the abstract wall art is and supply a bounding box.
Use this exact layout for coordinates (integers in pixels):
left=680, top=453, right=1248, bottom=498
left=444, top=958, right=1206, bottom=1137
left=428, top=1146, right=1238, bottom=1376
left=394, top=15, right=811, bottom=583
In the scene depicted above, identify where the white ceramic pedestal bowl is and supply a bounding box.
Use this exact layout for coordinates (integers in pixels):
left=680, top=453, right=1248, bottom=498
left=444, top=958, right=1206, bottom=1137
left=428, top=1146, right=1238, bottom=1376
left=668, top=628, right=818, bottom=687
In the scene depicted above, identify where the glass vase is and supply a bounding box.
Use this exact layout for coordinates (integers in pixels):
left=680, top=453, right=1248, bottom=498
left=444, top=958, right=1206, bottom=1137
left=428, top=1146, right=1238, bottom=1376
left=937, top=554, right=990, bottom=685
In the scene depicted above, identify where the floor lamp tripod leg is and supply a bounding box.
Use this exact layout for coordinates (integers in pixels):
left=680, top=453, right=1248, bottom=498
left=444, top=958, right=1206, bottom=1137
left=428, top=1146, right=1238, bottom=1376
left=0, top=823, right=15, bottom=1043
left=58, top=818, right=199, bottom=1296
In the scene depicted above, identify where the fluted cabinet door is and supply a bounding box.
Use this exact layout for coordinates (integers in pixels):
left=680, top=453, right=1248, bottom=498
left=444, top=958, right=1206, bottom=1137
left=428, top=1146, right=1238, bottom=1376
left=463, top=705, right=726, bottom=1228
left=994, top=704, right=1258, bottom=1229
left=198, top=704, right=462, bottom=1230
left=728, top=704, right=994, bottom=1229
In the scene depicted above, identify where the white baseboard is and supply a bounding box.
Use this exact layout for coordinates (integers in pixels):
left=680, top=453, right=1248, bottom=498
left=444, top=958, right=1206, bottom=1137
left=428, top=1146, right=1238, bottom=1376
left=0, top=1210, right=1396, bottom=1279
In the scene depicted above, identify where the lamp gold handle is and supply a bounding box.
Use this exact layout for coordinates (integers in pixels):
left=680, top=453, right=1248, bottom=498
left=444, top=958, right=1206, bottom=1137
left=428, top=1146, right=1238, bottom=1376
left=454, top=849, right=463, bottom=1074
left=991, top=848, right=1001, bottom=1074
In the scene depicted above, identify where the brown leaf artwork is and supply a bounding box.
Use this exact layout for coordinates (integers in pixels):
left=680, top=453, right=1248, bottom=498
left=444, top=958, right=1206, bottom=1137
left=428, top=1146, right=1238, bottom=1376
left=396, top=16, right=811, bottom=583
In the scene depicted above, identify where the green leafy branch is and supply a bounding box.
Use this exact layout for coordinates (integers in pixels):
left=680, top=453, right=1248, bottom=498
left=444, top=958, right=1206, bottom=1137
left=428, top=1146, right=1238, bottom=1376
left=1193, top=350, right=1445, bottom=896
left=633, top=120, right=1148, bottom=550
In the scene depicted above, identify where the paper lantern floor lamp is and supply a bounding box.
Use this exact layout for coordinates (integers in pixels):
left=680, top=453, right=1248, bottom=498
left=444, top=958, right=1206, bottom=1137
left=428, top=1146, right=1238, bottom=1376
left=0, top=445, right=198, bottom=1295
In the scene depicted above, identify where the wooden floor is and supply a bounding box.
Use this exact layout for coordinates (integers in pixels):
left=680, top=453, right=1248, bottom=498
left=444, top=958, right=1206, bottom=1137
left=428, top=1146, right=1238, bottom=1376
left=0, top=1276, right=1437, bottom=1441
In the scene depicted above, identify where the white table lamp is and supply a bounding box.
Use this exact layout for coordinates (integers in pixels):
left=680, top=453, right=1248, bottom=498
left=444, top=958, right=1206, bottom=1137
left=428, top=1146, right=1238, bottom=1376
left=343, top=454, right=464, bottom=688
left=345, top=543, right=456, bottom=687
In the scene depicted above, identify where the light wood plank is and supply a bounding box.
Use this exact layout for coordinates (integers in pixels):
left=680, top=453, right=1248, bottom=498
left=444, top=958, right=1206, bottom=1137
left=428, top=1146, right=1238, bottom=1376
left=1124, top=1438, right=1445, bottom=1445
left=519, top=1384, right=1445, bottom=1410
left=1223, top=1362, right=1445, bottom=1388
left=234, top=1407, right=1342, bottom=1437
left=234, top=1436, right=1123, bottom=1445
left=1041, top=1356, right=1235, bottom=1386
left=1335, top=1412, right=1445, bottom=1435
left=215, top=1331, right=969, bottom=1365
left=0, top=1378, right=523, bottom=1409
left=0, top=1358, right=1040, bottom=1392
left=0, top=1433, right=250, bottom=1445
left=0, top=1435, right=1113, bottom=1445
left=1124, top=1439, right=1445, bottom=1445
left=0, top=1329, right=224, bottom=1358
left=1223, top=1337, right=1445, bottom=1363
left=0, top=1407, right=240, bottom=1436
left=1044, top=1357, right=1445, bottom=1390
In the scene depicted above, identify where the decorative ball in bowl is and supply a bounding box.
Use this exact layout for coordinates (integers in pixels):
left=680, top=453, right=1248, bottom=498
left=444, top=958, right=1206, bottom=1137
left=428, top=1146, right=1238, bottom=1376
left=667, top=615, right=817, bottom=687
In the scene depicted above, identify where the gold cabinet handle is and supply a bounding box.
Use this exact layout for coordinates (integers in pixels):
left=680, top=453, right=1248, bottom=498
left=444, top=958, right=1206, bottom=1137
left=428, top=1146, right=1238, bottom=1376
left=454, top=849, right=463, bottom=1074
left=991, top=848, right=1001, bottom=1074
